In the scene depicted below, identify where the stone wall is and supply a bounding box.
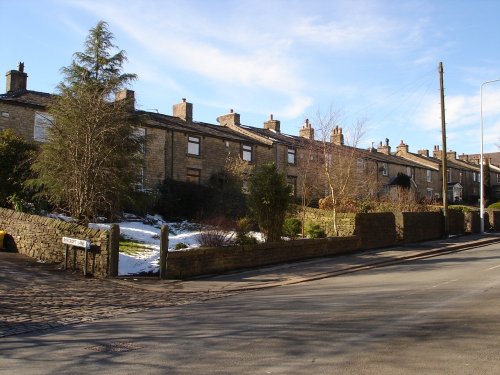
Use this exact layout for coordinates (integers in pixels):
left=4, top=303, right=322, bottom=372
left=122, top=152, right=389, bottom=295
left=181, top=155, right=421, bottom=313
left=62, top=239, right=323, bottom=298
left=487, top=209, right=500, bottom=231
left=354, top=212, right=397, bottom=249
left=167, top=235, right=361, bottom=279
left=0, top=208, right=113, bottom=277
left=448, top=210, right=465, bottom=234
left=0, top=102, right=37, bottom=140
left=395, top=212, right=443, bottom=243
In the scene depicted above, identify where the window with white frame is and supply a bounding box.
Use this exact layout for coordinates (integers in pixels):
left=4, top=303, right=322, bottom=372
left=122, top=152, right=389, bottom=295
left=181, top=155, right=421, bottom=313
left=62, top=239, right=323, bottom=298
left=187, top=135, right=200, bottom=156
left=34, top=112, right=54, bottom=142
left=426, top=170, right=432, bottom=182
left=325, top=153, right=332, bottom=166
left=427, top=188, right=433, bottom=199
left=287, top=176, right=297, bottom=197
left=242, top=144, right=253, bottom=162
left=134, top=127, right=146, bottom=153
left=406, top=166, right=413, bottom=179
left=459, top=172, right=463, bottom=183
left=497, top=173, right=500, bottom=183
left=381, top=162, right=388, bottom=176
left=447, top=168, right=451, bottom=181
left=287, top=147, right=296, bottom=165
left=357, top=158, right=365, bottom=169
left=135, top=167, right=145, bottom=191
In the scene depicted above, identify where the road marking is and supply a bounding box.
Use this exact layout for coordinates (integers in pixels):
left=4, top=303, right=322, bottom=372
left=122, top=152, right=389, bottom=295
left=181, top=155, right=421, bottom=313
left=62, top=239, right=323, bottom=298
left=486, top=264, right=500, bottom=271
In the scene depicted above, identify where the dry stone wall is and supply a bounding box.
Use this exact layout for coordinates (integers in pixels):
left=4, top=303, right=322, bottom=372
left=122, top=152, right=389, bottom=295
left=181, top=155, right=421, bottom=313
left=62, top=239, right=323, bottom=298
left=0, top=208, right=112, bottom=277
left=167, top=235, right=361, bottom=279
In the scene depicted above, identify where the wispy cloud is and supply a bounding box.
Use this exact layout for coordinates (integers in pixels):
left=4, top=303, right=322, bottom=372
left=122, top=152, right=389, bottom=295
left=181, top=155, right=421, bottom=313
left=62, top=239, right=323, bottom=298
left=67, top=0, right=310, bottom=117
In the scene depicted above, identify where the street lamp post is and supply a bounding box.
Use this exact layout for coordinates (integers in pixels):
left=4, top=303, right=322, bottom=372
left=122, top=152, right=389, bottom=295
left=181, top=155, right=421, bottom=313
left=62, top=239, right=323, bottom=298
left=480, top=78, right=500, bottom=234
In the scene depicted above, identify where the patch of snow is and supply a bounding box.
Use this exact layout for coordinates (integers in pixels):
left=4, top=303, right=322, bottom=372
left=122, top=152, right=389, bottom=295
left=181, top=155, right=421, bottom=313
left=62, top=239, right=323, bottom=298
left=88, top=215, right=264, bottom=276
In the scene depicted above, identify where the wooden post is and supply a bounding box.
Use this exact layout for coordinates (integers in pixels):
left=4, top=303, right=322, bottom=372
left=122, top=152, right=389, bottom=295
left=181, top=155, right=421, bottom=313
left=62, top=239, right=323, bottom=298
left=160, top=224, right=169, bottom=279
left=439, top=62, right=449, bottom=236
left=109, top=224, right=120, bottom=277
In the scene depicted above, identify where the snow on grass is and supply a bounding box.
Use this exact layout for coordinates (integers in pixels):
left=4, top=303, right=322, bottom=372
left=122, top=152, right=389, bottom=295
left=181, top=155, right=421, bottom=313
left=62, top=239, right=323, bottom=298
left=89, top=214, right=264, bottom=276
left=90, top=214, right=206, bottom=276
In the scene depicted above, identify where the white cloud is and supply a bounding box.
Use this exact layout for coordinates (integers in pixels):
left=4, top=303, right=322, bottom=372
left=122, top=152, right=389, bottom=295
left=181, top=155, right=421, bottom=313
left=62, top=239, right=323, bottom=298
left=67, top=0, right=310, bottom=117
left=293, top=15, right=398, bottom=51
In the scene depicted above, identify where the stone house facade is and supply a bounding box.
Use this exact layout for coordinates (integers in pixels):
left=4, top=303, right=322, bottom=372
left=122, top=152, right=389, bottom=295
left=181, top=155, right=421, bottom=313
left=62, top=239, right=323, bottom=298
left=1, top=64, right=495, bottom=205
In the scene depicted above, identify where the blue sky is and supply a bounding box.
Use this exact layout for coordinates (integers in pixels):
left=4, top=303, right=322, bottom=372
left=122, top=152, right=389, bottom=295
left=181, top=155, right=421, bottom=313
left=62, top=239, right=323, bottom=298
left=2, top=0, right=500, bottom=155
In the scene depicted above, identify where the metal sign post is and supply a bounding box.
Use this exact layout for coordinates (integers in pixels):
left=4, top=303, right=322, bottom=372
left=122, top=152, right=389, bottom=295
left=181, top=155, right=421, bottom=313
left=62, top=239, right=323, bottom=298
left=62, top=237, right=91, bottom=276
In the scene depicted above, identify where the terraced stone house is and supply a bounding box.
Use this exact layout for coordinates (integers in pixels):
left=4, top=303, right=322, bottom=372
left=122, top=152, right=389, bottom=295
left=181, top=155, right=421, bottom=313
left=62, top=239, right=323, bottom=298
left=1, top=64, right=497, bottom=205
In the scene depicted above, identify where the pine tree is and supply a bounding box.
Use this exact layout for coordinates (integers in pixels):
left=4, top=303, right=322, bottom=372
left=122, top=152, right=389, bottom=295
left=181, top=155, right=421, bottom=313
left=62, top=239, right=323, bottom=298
left=33, top=21, right=143, bottom=223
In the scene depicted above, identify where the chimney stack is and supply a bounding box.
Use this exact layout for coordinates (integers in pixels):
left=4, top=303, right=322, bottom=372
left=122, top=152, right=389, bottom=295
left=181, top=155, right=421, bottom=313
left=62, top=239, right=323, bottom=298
left=217, top=109, right=240, bottom=127
left=458, top=153, right=469, bottom=162
left=447, top=150, right=457, bottom=160
left=173, top=98, right=193, bottom=122
left=263, top=114, right=280, bottom=132
left=432, top=145, right=443, bottom=159
left=299, top=119, right=314, bottom=140
left=396, top=140, right=409, bottom=154
left=330, top=126, right=344, bottom=145
left=418, top=149, right=429, bottom=157
left=377, top=138, right=391, bottom=155
left=5, top=62, right=28, bottom=93
left=115, top=89, right=135, bottom=111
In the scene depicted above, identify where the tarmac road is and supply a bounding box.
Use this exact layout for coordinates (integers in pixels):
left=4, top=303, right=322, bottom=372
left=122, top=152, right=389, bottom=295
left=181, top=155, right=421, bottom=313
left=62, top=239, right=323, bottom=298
left=1, top=235, right=500, bottom=374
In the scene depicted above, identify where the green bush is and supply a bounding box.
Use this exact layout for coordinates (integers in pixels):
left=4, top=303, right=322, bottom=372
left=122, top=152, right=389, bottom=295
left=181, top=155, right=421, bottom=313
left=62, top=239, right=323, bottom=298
left=155, top=178, right=214, bottom=220
left=124, top=190, right=158, bottom=217
left=449, top=205, right=477, bottom=213
left=306, top=223, right=326, bottom=239
left=235, top=217, right=258, bottom=245
left=247, top=163, right=292, bottom=242
left=488, top=202, right=500, bottom=209
left=282, top=217, right=302, bottom=239
left=156, top=173, right=248, bottom=221
left=175, top=242, right=188, bottom=250
left=0, top=129, right=37, bottom=209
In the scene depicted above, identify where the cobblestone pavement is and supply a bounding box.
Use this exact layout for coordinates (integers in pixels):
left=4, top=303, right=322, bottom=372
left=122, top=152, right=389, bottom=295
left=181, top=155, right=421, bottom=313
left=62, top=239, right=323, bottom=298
left=0, top=252, right=233, bottom=338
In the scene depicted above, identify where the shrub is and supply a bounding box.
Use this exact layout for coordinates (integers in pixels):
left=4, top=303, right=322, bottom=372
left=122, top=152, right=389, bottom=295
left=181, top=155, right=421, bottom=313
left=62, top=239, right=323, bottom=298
left=196, top=229, right=234, bottom=247
left=488, top=202, right=500, bottom=209
left=247, top=163, right=292, bottom=242
left=235, top=217, right=258, bottom=245
left=124, top=190, right=158, bottom=217
left=306, top=223, right=326, bottom=239
left=208, top=170, right=248, bottom=219
left=175, top=242, right=188, bottom=250
left=0, top=129, right=37, bottom=209
left=155, top=178, right=213, bottom=220
left=449, top=205, right=477, bottom=213
left=156, top=174, right=248, bottom=221
left=195, top=217, right=236, bottom=248
left=282, top=217, right=302, bottom=239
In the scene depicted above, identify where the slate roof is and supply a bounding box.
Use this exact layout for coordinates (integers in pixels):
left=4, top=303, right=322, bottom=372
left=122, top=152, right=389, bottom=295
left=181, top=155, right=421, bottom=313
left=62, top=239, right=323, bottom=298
left=238, top=123, right=427, bottom=169
left=0, top=90, right=53, bottom=108
left=136, top=110, right=267, bottom=145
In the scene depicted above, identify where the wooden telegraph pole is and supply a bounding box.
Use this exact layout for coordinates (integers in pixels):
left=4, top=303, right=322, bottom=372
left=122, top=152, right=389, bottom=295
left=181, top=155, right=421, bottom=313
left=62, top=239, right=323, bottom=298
left=439, top=62, right=449, bottom=236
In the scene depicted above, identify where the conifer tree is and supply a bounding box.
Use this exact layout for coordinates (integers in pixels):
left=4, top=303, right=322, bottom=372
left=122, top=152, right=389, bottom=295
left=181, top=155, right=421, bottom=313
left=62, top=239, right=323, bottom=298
left=33, top=21, right=143, bottom=223
left=247, top=163, right=292, bottom=242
